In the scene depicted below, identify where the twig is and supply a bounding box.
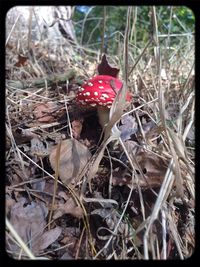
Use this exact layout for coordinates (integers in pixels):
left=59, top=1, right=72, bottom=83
left=6, top=69, right=76, bottom=90
left=6, top=13, right=21, bottom=46
left=64, top=95, right=73, bottom=139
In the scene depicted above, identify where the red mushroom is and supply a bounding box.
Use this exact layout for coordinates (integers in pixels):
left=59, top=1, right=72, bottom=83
left=76, top=75, right=131, bottom=128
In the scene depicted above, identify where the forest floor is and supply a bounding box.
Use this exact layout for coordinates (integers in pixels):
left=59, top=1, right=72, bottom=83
left=5, top=9, right=195, bottom=260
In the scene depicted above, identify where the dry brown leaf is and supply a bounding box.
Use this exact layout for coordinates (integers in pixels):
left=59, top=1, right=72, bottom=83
left=38, top=226, right=62, bottom=250
left=135, top=150, right=169, bottom=187
left=6, top=193, right=16, bottom=216
left=124, top=141, right=169, bottom=188
left=119, top=114, right=138, bottom=141
left=61, top=251, right=74, bottom=259
left=72, top=119, right=83, bottom=139
left=33, top=102, right=58, bottom=123
left=14, top=54, right=28, bottom=67
left=60, top=227, right=81, bottom=259
left=13, top=128, right=39, bottom=145
left=97, top=54, right=119, bottom=78
left=49, top=139, right=91, bottom=185
left=53, top=196, right=83, bottom=219
left=30, top=137, right=49, bottom=157
left=7, top=197, right=48, bottom=255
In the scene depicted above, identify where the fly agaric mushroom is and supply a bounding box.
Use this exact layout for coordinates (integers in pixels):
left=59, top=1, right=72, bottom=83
left=76, top=75, right=131, bottom=128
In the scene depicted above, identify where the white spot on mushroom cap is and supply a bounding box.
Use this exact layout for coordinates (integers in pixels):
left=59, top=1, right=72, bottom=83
left=100, top=97, right=105, bottom=101
left=78, top=87, right=85, bottom=92
left=94, top=92, right=98, bottom=96
left=83, top=92, right=91, bottom=96
left=102, top=93, right=109, bottom=98
left=99, top=86, right=104, bottom=89
left=90, top=103, right=97, bottom=107
left=98, top=80, right=103, bottom=83
left=88, top=82, right=93, bottom=86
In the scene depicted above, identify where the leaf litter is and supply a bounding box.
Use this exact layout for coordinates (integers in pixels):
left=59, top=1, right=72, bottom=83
left=6, top=9, right=195, bottom=259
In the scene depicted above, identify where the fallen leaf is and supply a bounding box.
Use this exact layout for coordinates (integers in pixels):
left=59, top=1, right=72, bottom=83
left=7, top=197, right=49, bottom=255
left=97, top=54, right=119, bottom=78
left=119, top=114, right=138, bottom=141
left=49, top=139, right=91, bottom=185
left=72, top=119, right=83, bottom=139
left=30, top=137, right=49, bottom=157
left=33, top=102, right=58, bottom=123
left=53, top=194, right=83, bottom=219
left=61, top=251, right=74, bottom=259
left=38, top=226, right=62, bottom=250
left=60, top=227, right=81, bottom=259
left=14, top=54, right=28, bottom=67
left=124, top=142, right=169, bottom=188
left=6, top=193, right=16, bottom=216
left=135, top=150, right=169, bottom=187
left=142, top=120, right=157, bottom=135
left=13, top=128, right=39, bottom=145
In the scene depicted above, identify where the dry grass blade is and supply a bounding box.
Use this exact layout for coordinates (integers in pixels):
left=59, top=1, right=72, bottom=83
left=6, top=218, right=36, bottom=259
left=143, top=159, right=175, bottom=259
left=86, top=132, right=118, bottom=187
left=48, top=139, right=62, bottom=229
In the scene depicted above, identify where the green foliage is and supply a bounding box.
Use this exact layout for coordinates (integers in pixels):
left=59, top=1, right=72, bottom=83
left=73, top=6, right=195, bottom=54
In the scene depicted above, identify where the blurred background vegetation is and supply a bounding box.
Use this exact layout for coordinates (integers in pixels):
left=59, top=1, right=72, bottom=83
left=73, top=6, right=194, bottom=54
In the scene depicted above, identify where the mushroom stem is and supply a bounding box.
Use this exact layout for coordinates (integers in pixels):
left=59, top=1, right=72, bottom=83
left=97, top=106, right=110, bottom=128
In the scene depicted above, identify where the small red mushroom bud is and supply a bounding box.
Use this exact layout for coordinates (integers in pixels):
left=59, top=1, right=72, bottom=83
left=76, top=75, right=131, bottom=128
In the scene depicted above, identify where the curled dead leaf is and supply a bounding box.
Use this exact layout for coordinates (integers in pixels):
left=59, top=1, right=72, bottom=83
left=53, top=197, right=83, bottom=219
left=119, top=114, right=138, bottom=141
left=49, top=139, right=91, bottom=185
left=38, top=226, right=62, bottom=250
left=14, top=54, right=28, bottom=67
left=30, top=137, right=49, bottom=157
left=97, top=54, right=119, bottom=78
left=8, top=197, right=49, bottom=255
left=33, top=102, right=58, bottom=123
left=135, top=151, right=169, bottom=187
left=72, top=119, right=83, bottom=139
left=124, top=141, right=169, bottom=188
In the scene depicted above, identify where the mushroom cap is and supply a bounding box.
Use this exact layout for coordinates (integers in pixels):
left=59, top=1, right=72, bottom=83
left=76, top=75, right=131, bottom=108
